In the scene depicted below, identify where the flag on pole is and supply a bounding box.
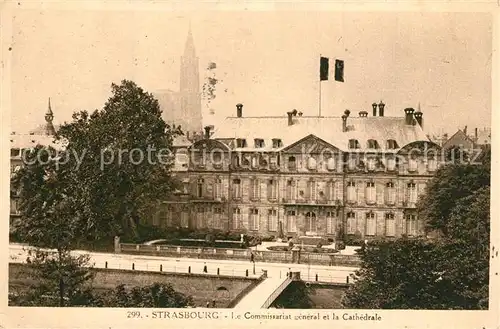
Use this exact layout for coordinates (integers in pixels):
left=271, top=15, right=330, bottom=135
left=335, top=59, right=344, bottom=82
left=320, top=57, right=329, bottom=81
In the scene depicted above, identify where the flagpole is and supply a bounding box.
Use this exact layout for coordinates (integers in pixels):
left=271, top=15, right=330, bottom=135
left=319, top=54, right=322, bottom=117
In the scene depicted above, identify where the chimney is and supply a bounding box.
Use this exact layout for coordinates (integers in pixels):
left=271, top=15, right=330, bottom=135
left=463, top=126, right=467, bottom=135
left=359, top=111, right=368, bottom=117
left=204, top=126, right=211, bottom=139
left=414, top=111, right=423, bottom=127
left=372, top=102, right=378, bottom=116
left=287, top=111, right=294, bottom=126
left=298, top=111, right=303, bottom=117
left=404, top=108, right=415, bottom=125
left=475, top=128, right=478, bottom=141
left=378, top=101, right=385, bottom=117
left=342, top=114, right=348, bottom=132
left=236, top=103, right=243, bottom=117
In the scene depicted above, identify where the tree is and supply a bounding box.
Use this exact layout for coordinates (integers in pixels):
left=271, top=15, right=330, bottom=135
left=54, top=80, right=182, bottom=241
left=271, top=281, right=314, bottom=309
left=98, top=283, right=194, bottom=308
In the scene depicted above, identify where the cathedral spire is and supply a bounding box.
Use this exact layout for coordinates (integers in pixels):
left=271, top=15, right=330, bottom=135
left=45, top=97, right=54, bottom=123
left=183, top=23, right=196, bottom=58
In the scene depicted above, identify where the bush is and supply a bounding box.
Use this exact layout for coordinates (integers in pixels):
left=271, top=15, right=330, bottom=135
left=288, top=241, right=294, bottom=248
left=316, top=242, right=323, bottom=248
left=261, top=235, right=275, bottom=242
left=336, top=241, right=346, bottom=250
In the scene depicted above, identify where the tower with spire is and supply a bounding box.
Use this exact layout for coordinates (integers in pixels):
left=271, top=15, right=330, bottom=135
left=30, top=98, right=57, bottom=136
left=179, top=25, right=202, bottom=136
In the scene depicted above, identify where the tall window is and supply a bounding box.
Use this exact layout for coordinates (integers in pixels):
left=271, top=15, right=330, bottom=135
left=307, top=180, right=316, bottom=201
left=365, top=182, right=376, bottom=204
left=181, top=210, right=189, bottom=228
left=305, top=212, right=317, bottom=232
left=196, top=206, right=205, bottom=229
left=326, top=211, right=336, bottom=234
left=213, top=177, right=222, bottom=199
left=213, top=152, right=222, bottom=168
left=347, top=181, right=357, bottom=203
left=365, top=212, right=376, bottom=236
left=326, top=155, right=336, bottom=171
left=250, top=177, right=260, bottom=200
left=346, top=212, right=356, bottom=234
left=405, top=214, right=418, bottom=236
left=268, top=209, right=278, bottom=231
left=232, top=208, right=241, bottom=230
left=232, top=178, right=241, bottom=199
left=408, top=157, right=418, bottom=172
left=267, top=179, right=277, bottom=201
left=427, top=157, right=437, bottom=172
left=347, top=157, right=357, bottom=171
left=366, top=158, right=376, bottom=171
left=197, top=178, right=204, bottom=198
left=286, top=210, right=297, bottom=232
left=326, top=180, right=335, bottom=201
left=385, top=213, right=395, bottom=237
left=286, top=180, right=294, bottom=201
left=213, top=207, right=223, bottom=230
left=385, top=182, right=396, bottom=205
left=407, top=182, right=417, bottom=204
left=249, top=208, right=259, bottom=231
left=386, top=157, right=396, bottom=171
left=288, top=156, right=297, bottom=171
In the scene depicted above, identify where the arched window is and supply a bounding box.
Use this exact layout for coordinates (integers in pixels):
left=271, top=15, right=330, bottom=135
left=305, top=212, right=317, bottom=232
left=386, top=139, right=399, bottom=149
left=197, top=178, right=204, bottom=198
left=367, top=139, right=380, bottom=149
left=326, top=157, right=336, bottom=171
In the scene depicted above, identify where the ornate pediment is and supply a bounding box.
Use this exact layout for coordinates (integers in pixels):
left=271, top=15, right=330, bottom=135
left=282, top=134, right=341, bottom=154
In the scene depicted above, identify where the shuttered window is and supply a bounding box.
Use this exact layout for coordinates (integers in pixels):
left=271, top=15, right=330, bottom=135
left=365, top=212, right=376, bottom=236
left=408, top=183, right=417, bottom=204
left=232, top=208, right=241, bottom=230
left=326, top=211, right=336, bottom=234
left=406, top=214, right=418, bottom=236
left=385, top=213, right=395, bottom=236
left=365, top=182, right=376, bottom=204
left=346, top=212, right=356, bottom=234
left=250, top=178, right=260, bottom=200
left=232, top=178, right=241, bottom=199
left=385, top=182, right=396, bottom=205
left=268, top=209, right=278, bottom=231
left=196, top=206, right=205, bottom=229
left=267, top=179, right=277, bottom=200
left=181, top=211, right=189, bottom=228
left=347, top=181, right=356, bottom=203
left=213, top=207, right=223, bottom=229
left=249, top=208, right=259, bottom=231
left=286, top=210, right=297, bottom=232
left=213, top=177, right=222, bottom=199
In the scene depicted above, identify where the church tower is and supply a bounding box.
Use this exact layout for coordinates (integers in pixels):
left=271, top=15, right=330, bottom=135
left=179, top=26, right=203, bottom=136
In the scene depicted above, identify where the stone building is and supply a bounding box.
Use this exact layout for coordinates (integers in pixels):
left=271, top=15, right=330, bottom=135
left=154, top=102, right=442, bottom=240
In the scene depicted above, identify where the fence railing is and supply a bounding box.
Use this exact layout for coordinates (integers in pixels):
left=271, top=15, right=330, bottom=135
left=261, top=277, right=293, bottom=309
left=118, top=243, right=361, bottom=267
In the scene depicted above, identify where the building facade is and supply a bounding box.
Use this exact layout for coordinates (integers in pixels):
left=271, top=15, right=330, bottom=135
left=153, top=103, right=442, bottom=240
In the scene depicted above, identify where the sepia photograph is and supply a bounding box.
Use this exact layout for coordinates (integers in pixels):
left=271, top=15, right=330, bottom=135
left=2, top=1, right=497, bottom=328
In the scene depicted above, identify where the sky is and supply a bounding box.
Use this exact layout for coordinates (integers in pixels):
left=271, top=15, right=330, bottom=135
left=8, top=9, right=492, bottom=136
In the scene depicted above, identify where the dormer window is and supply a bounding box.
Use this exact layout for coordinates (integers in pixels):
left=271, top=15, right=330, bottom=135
left=254, top=138, right=265, bottom=148
left=272, top=138, right=283, bottom=148
left=387, top=139, right=399, bottom=149
left=367, top=139, right=380, bottom=149
left=236, top=138, right=247, bottom=148
left=348, top=139, right=360, bottom=149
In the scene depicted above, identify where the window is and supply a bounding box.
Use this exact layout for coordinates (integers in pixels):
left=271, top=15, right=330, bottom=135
left=286, top=180, right=295, bottom=201
left=249, top=208, right=259, bottom=231
left=408, top=157, right=418, bottom=172
left=213, top=152, right=223, bottom=168
left=254, top=138, right=265, bottom=148
left=385, top=182, right=396, bottom=205
left=213, top=207, right=223, bottom=229
left=365, top=182, right=376, bottom=204
left=427, top=158, right=437, bottom=172
left=232, top=155, right=240, bottom=168
left=181, top=211, right=189, bottom=228
left=305, top=212, right=317, bottom=232
left=267, top=179, right=277, bottom=200
left=347, top=181, right=357, bottom=203
left=385, top=213, right=395, bottom=236
left=347, top=157, right=357, bottom=170
left=197, top=178, right=204, bottom=198
left=286, top=210, right=297, bottom=232
left=348, top=139, right=361, bottom=149
left=251, top=156, right=258, bottom=168
left=288, top=156, right=297, bottom=171
left=236, top=139, right=247, bottom=148
left=213, top=177, right=222, bottom=200
left=407, top=182, right=417, bottom=204
left=232, top=208, right=241, bottom=230
left=325, top=180, right=335, bottom=201
left=365, top=212, right=376, bottom=236
left=11, top=148, right=20, bottom=157
left=367, top=158, right=376, bottom=171
left=386, top=157, right=396, bottom=171
left=347, top=212, right=356, bottom=234
left=232, top=178, right=241, bottom=199
left=326, top=211, right=336, bottom=234
left=250, top=178, right=260, bottom=200
left=367, top=139, right=380, bottom=149
left=196, top=206, right=206, bottom=229
left=326, top=157, right=336, bottom=171
left=405, top=214, right=418, bottom=236
left=307, top=156, right=317, bottom=170
left=386, top=139, right=399, bottom=149
left=272, top=138, right=283, bottom=148
left=268, top=209, right=278, bottom=231
left=307, top=180, right=316, bottom=201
